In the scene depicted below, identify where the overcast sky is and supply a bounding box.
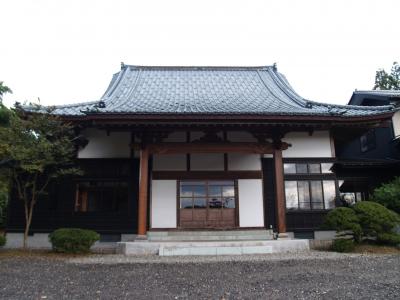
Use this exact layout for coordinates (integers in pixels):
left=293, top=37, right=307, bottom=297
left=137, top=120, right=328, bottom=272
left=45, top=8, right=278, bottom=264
left=1, top=0, right=399, bottom=108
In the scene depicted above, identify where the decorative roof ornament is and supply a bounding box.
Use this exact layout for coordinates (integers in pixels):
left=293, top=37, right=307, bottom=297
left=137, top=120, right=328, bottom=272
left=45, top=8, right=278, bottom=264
left=97, top=101, right=106, bottom=109
left=121, top=62, right=125, bottom=70
left=273, top=63, right=277, bottom=71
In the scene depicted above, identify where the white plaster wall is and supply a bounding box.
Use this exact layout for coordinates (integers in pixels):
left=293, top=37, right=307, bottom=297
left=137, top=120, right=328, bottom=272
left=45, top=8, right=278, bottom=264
left=228, top=153, right=261, bottom=171
left=78, top=129, right=130, bottom=158
left=227, top=131, right=257, bottom=142
left=393, top=110, right=400, bottom=137
left=238, top=179, right=264, bottom=227
left=151, top=180, right=177, bottom=228
left=282, top=131, right=333, bottom=158
left=191, top=154, right=224, bottom=171
left=153, top=154, right=187, bottom=171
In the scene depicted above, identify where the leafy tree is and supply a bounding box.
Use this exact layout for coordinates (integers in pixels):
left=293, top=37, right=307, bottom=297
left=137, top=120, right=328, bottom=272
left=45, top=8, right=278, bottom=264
left=0, top=82, right=12, bottom=126
left=0, top=105, right=80, bottom=248
left=371, top=177, right=400, bottom=214
left=374, top=62, right=400, bottom=90
left=0, top=82, right=12, bottom=228
left=0, top=81, right=12, bottom=102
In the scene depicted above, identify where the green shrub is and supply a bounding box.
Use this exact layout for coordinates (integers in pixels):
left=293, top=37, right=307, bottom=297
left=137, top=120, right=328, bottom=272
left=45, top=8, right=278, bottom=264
left=353, top=201, right=400, bottom=244
left=49, top=228, right=100, bottom=254
left=332, top=239, right=355, bottom=253
left=372, top=177, right=400, bottom=214
left=376, top=233, right=400, bottom=246
left=0, top=235, right=6, bottom=247
left=323, top=207, right=362, bottom=242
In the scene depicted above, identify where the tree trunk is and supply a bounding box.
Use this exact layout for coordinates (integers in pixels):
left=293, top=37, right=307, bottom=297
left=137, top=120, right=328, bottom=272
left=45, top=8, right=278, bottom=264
left=23, top=199, right=35, bottom=249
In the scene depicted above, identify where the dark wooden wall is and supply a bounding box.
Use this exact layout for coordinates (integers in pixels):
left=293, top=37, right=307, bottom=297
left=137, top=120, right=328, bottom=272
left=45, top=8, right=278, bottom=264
left=336, top=127, right=400, bottom=161
left=262, top=157, right=330, bottom=232
left=262, top=158, right=277, bottom=230
left=7, top=158, right=140, bottom=234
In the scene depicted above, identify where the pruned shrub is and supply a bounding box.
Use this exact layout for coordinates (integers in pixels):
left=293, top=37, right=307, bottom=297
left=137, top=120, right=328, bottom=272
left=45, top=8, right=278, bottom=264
left=376, top=233, right=400, bottom=246
left=0, top=235, right=6, bottom=247
left=49, top=228, right=99, bottom=254
left=332, top=239, right=355, bottom=253
left=353, top=201, right=400, bottom=244
left=324, top=201, right=400, bottom=246
left=371, top=177, right=400, bottom=214
left=323, top=207, right=362, bottom=242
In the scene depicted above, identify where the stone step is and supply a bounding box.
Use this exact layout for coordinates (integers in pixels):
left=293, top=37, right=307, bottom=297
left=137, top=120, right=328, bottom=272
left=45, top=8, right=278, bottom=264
left=147, top=230, right=274, bottom=241
left=148, top=230, right=272, bottom=237
left=159, top=245, right=273, bottom=256
left=117, top=239, right=310, bottom=256
left=148, top=235, right=273, bottom=241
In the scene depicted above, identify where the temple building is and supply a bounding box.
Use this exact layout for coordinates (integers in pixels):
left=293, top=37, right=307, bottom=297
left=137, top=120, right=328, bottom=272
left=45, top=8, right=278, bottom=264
left=7, top=64, right=398, bottom=250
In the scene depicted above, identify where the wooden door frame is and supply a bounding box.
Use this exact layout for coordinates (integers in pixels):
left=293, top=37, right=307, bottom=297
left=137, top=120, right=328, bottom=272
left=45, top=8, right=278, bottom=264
left=176, top=179, right=239, bottom=229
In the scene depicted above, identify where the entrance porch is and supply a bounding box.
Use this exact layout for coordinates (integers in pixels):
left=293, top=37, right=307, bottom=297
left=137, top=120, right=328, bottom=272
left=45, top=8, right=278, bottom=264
left=135, top=135, right=289, bottom=238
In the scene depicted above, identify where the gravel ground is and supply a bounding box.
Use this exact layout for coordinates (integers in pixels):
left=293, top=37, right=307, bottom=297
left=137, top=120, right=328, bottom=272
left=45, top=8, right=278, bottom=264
left=0, top=251, right=399, bottom=299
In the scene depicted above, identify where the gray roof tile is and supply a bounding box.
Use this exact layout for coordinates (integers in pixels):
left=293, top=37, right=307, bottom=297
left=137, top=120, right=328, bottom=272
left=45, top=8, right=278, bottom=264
left=48, top=65, right=394, bottom=117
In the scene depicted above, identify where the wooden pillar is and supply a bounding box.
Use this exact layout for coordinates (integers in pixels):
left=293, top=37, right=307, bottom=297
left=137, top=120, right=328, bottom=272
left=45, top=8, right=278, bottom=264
left=137, top=147, right=149, bottom=236
left=273, top=148, right=287, bottom=234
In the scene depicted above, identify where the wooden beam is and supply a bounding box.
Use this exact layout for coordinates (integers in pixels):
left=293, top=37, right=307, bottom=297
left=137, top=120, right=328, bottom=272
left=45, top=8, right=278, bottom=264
left=274, top=148, right=287, bottom=234
left=152, top=171, right=262, bottom=180
left=133, top=142, right=290, bottom=154
left=137, top=147, right=149, bottom=236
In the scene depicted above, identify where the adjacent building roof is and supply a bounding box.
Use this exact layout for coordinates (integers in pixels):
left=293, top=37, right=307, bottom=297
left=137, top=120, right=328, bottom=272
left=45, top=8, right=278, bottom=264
left=349, top=90, right=400, bottom=106
left=46, top=65, right=394, bottom=119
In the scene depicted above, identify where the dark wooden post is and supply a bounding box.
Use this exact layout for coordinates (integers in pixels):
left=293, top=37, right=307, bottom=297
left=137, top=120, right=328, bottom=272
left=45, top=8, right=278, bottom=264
left=137, top=147, right=149, bottom=236
left=273, top=148, right=287, bottom=236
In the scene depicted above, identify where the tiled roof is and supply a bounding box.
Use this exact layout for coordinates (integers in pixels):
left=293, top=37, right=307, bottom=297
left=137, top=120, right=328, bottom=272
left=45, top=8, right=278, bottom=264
left=349, top=90, right=400, bottom=106
left=47, top=65, right=394, bottom=118
left=353, top=90, right=400, bottom=97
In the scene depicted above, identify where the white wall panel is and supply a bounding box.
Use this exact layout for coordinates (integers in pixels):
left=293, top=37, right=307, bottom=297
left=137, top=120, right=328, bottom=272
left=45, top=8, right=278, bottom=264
left=153, top=154, right=187, bottom=171
left=393, top=110, right=400, bottom=137
left=282, top=131, right=333, bottom=158
left=78, top=129, right=130, bottom=158
left=238, top=179, right=264, bottom=227
left=191, top=153, right=224, bottom=171
left=228, top=154, right=261, bottom=171
left=151, top=180, right=177, bottom=228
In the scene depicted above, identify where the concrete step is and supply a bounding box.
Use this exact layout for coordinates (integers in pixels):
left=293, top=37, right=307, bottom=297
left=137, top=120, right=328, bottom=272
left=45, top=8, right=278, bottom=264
left=147, top=230, right=274, bottom=241
left=148, top=230, right=272, bottom=237
left=148, top=235, right=273, bottom=241
left=117, top=239, right=310, bottom=256
left=159, top=245, right=273, bottom=256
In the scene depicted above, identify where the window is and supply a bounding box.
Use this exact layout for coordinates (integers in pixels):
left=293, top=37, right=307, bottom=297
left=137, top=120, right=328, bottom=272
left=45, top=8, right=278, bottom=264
left=285, top=180, right=336, bottom=210
left=360, top=129, right=376, bottom=152
left=75, top=181, right=128, bottom=213
left=179, top=181, right=236, bottom=210
left=284, top=161, right=337, bottom=211
left=284, top=163, right=333, bottom=174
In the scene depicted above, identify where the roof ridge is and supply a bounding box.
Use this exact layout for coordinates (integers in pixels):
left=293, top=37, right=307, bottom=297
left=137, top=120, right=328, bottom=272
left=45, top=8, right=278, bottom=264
left=45, top=100, right=99, bottom=109
left=125, top=65, right=274, bottom=71
left=306, top=99, right=394, bottom=111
